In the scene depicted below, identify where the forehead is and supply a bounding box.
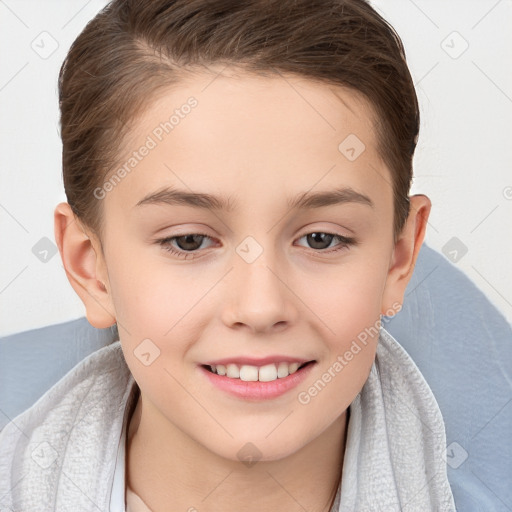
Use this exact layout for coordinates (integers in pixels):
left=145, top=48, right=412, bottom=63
left=104, top=69, right=392, bottom=219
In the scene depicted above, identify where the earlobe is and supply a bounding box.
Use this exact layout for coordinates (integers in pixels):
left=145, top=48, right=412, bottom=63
left=54, top=202, right=116, bottom=328
left=381, top=195, right=431, bottom=314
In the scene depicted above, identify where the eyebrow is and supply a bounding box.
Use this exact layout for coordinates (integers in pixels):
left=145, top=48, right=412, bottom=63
left=134, top=186, right=374, bottom=212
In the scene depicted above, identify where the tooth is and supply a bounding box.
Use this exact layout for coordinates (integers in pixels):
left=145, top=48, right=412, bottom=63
left=258, top=363, right=278, bottom=382
left=288, top=362, right=300, bottom=374
left=277, top=362, right=290, bottom=378
left=240, top=365, right=259, bottom=382
left=226, top=364, right=240, bottom=378
left=213, top=361, right=305, bottom=380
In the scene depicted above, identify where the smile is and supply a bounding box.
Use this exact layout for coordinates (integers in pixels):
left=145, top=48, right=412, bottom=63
left=203, top=361, right=314, bottom=382
left=198, top=361, right=316, bottom=401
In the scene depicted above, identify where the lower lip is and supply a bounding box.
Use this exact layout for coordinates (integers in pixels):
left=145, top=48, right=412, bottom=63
left=198, top=363, right=316, bottom=401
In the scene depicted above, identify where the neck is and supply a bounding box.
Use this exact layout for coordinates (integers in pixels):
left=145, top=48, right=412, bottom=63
left=126, top=392, right=348, bottom=512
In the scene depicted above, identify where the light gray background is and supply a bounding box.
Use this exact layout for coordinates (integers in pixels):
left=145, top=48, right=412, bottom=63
left=1, top=0, right=511, bottom=336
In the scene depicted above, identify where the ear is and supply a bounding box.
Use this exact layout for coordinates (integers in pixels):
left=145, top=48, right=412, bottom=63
left=54, top=202, right=116, bottom=328
left=381, top=194, right=431, bottom=314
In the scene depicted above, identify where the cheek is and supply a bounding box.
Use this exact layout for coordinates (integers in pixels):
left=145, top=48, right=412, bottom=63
left=107, top=245, right=185, bottom=332
left=300, top=251, right=387, bottom=334
left=296, top=307, right=380, bottom=427
left=106, top=255, right=196, bottom=401
left=106, top=248, right=211, bottom=379
left=292, top=255, right=386, bottom=413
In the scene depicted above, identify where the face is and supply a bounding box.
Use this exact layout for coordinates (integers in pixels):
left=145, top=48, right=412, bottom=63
left=86, top=69, right=403, bottom=462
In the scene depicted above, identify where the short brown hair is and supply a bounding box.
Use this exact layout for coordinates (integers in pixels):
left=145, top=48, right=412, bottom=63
left=59, top=0, right=419, bottom=240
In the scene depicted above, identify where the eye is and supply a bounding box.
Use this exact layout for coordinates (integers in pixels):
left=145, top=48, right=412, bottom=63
left=155, top=231, right=356, bottom=260
left=294, top=232, right=356, bottom=254
left=157, top=233, right=215, bottom=260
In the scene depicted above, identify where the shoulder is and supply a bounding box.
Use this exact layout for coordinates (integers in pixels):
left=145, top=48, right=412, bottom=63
left=339, top=327, right=456, bottom=510
left=375, top=327, right=445, bottom=425
left=0, top=340, right=134, bottom=510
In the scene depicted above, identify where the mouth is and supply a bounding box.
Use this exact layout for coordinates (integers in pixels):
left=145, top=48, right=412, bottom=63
left=198, top=360, right=317, bottom=401
left=200, top=360, right=316, bottom=382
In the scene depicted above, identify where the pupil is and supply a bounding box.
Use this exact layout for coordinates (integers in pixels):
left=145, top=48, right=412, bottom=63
left=179, top=234, right=202, bottom=250
left=308, top=232, right=332, bottom=249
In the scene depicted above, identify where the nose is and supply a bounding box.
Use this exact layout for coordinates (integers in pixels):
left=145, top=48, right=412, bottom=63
left=221, top=245, right=299, bottom=335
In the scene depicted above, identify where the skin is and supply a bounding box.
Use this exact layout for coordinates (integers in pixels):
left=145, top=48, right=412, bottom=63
left=54, top=67, right=430, bottom=512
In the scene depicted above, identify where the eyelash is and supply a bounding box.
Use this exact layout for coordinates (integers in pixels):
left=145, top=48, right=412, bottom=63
left=155, top=231, right=356, bottom=260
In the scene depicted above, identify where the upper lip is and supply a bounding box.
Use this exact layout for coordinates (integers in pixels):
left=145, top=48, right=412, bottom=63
left=201, top=356, right=315, bottom=367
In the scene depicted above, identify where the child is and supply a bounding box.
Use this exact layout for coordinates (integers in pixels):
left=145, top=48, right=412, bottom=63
left=0, top=0, right=456, bottom=510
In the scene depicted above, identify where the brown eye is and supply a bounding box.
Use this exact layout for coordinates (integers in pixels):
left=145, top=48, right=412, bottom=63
left=295, top=232, right=355, bottom=253
left=173, top=234, right=206, bottom=251
left=157, top=232, right=214, bottom=259
left=306, top=232, right=335, bottom=250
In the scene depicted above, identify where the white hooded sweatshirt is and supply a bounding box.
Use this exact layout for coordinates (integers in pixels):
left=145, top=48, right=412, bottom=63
left=0, top=328, right=456, bottom=511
